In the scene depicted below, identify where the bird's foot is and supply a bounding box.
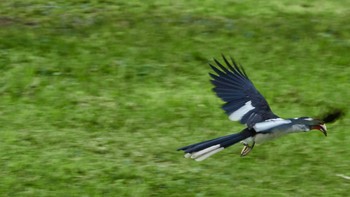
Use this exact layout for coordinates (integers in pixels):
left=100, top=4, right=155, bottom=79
left=240, top=142, right=255, bottom=157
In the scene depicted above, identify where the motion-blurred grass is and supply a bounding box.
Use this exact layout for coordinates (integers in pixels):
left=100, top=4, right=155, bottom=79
left=0, top=0, right=349, bottom=196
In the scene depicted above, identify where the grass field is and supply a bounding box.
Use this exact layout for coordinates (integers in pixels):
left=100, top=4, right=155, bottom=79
left=0, top=0, right=349, bottom=196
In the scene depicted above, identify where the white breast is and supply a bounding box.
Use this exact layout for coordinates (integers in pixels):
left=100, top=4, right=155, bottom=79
left=254, top=132, right=288, bottom=144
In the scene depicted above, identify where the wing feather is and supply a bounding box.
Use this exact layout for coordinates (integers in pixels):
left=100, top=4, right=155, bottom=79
left=210, top=55, right=279, bottom=127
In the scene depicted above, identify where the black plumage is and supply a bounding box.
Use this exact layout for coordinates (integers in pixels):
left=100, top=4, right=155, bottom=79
left=320, top=109, right=345, bottom=123
left=178, top=55, right=330, bottom=161
left=209, top=55, right=278, bottom=127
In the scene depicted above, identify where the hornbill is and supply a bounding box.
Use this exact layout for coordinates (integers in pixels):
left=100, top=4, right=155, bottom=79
left=177, top=56, right=328, bottom=161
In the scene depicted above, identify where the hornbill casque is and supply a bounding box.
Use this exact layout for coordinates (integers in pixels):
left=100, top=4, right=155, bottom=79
left=177, top=55, right=329, bottom=161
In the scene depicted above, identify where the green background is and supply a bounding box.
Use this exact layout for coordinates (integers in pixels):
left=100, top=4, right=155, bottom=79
left=0, top=1, right=349, bottom=196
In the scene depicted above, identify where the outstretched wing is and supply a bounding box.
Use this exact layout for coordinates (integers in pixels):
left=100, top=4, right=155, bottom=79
left=209, top=55, right=279, bottom=127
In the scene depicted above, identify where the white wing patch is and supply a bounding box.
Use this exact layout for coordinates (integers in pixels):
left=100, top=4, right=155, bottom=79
left=229, top=101, right=255, bottom=121
left=253, top=119, right=292, bottom=132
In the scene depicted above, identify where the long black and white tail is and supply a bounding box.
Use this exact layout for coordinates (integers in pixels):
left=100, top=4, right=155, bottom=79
left=177, top=128, right=254, bottom=161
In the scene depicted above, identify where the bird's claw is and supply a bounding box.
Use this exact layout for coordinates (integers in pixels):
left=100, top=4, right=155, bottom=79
left=240, top=142, right=255, bottom=157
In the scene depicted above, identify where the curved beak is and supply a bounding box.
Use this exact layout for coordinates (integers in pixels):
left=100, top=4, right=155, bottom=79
left=312, top=124, right=327, bottom=136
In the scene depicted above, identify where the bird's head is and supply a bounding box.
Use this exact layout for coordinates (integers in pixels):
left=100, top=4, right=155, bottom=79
left=296, top=117, right=327, bottom=136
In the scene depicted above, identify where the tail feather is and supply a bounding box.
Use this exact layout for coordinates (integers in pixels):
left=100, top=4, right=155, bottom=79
left=178, top=128, right=254, bottom=161
left=178, top=135, right=234, bottom=153
left=193, top=146, right=225, bottom=161
left=177, top=135, right=228, bottom=151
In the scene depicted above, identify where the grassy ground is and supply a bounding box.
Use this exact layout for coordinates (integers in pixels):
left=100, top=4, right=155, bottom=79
left=0, top=0, right=349, bottom=196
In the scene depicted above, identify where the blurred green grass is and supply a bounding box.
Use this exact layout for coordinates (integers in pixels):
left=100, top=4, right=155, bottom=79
left=0, top=0, right=349, bottom=196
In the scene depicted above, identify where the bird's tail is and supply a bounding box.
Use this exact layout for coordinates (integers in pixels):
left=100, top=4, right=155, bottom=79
left=177, top=128, right=254, bottom=161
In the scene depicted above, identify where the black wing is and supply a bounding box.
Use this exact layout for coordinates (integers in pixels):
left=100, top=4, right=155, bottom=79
left=209, top=55, right=279, bottom=127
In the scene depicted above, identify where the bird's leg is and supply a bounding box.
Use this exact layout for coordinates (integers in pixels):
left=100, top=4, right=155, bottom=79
left=240, top=141, right=255, bottom=157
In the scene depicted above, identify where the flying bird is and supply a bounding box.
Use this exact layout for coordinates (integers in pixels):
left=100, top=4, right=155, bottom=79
left=178, top=56, right=328, bottom=161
